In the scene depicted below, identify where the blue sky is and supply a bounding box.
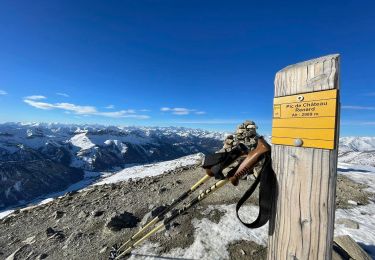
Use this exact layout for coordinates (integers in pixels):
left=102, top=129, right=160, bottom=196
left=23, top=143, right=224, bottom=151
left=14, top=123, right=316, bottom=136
left=0, top=1, right=374, bottom=136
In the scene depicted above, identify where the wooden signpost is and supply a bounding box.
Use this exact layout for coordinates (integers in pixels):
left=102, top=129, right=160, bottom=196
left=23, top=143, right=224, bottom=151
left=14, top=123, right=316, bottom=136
left=268, top=54, right=340, bottom=260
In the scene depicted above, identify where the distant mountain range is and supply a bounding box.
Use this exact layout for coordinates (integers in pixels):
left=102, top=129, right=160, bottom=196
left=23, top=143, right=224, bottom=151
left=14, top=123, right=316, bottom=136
left=1, top=122, right=374, bottom=210
left=338, top=136, right=375, bottom=166
left=0, top=122, right=224, bottom=209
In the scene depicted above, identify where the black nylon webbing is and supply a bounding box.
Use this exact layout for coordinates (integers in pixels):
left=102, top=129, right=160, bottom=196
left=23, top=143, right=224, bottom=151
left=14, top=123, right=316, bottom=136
left=235, top=152, right=276, bottom=229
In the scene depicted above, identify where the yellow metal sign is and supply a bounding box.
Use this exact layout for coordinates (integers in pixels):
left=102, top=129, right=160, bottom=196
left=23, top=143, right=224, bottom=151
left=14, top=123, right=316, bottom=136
left=272, top=89, right=338, bottom=149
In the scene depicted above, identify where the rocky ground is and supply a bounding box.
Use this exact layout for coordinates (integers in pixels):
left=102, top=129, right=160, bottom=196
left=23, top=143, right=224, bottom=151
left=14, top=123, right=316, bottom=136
left=0, top=161, right=373, bottom=260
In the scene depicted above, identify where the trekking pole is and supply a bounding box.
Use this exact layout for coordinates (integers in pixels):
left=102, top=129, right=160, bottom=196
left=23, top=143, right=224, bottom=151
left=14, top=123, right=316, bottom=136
left=116, top=143, right=249, bottom=253
left=115, top=137, right=270, bottom=259
left=116, top=178, right=229, bottom=259
left=117, top=173, right=212, bottom=252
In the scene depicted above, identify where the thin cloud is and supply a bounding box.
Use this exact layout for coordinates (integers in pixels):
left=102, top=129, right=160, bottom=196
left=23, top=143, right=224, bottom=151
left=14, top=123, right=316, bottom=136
left=361, top=122, right=375, bottom=126
left=24, top=95, right=47, bottom=100
left=160, top=107, right=206, bottom=115
left=105, top=104, right=115, bottom=109
left=195, top=111, right=206, bottom=115
left=56, top=92, right=69, bottom=97
left=24, top=98, right=149, bottom=119
left=0, top=90, right=7, bottom=95
left=342, top=105, right=375, bottom=110
left=341, top=120, right=375, bottom=126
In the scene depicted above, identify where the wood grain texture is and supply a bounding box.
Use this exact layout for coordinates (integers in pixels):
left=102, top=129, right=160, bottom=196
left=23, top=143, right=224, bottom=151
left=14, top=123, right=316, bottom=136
left=267, top=54, right=340, bottom=260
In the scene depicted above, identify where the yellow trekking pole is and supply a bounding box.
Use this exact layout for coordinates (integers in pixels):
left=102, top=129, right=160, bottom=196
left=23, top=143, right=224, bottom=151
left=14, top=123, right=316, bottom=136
left=115, top=143, right=250, bottom=255
left=116, top=173, right=211, bottom=252
left=117, top=178, right=229, bottom=259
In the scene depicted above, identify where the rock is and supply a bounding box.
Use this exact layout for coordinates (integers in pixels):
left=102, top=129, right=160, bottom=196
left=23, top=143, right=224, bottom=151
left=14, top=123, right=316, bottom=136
left=22, top=236, right=35, bottom=245
left=78, top=211, right=89, bottom=218
left=159, top=187, right=167, bottom=193
left=240, top=249, right=246, bottom=255
left=347, top=200, right=358, bottom=205
left=99, top=246, right=108, bottom=254
left=333, top=235, right=372, bottom=260
left=5, top=245, right=30, bottom=260
left=67, top=191, right=79, bottom=197
left=336, top=218, right=360, bottom=229
left=46, top=227, right=56, bottom=237
left=5, top=248, right=20, bottom=260
left=91, top=210, right=105, bottom=217
left=46, top=227, right=64, bottom=240
left=38, top=253, right=48, bottom=259
left=106, top=212, right=139, bottom=231
left=53, top=211, right=64, bottom=220
left=151, top=205, right=168, bottom=218
left=63, top=231, right=83, bottom=249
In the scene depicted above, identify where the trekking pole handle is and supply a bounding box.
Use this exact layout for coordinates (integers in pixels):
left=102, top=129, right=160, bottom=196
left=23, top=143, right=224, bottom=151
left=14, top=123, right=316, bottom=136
left=229, top=137, right=271, bottom=186
left=205, top=169, right=214, bottom=177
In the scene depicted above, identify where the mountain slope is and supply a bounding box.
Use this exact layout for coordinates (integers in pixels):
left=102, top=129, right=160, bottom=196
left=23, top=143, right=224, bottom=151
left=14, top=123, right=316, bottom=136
left=0, top=122, right=224, bottom=170
left=0, top=123, right=224, bottom=210
left=339, top=137, right=375, bottom=166
left=0, top=160, right=83, bottom=209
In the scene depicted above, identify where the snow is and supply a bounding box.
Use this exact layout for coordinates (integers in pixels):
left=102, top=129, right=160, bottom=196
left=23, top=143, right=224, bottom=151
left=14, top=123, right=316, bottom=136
left=69, top=132, right=95, bottom=150
left=339, top=151, right=375, bottom=167
left=129, top=204, right=269, bottom=260
left=335, top=203, right=375, bottom=256
left=96, top=153, right=203, bottom=185
left=335, top=163, right=375, bottom=257
left=173, top=204, right=269, bottom=259
left=338, top=163, right=375, bottom=193
left=0, top=122, right=225, bottom=169
left=104, top=139, right=128, bottom=154
left=339, top=137, right=375, bottom=153
left=0, top=210, right=14, bottom=219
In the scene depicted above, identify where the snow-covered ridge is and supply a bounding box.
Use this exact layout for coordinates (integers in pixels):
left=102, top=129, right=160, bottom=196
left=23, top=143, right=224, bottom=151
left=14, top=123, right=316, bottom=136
left=339, top=137, right=375, bottom=153
left=96, top=153, right=203, bottom=185
left=0, top=122, right=225, bottom=170
left=0, top=122, right=226, bottom=144
left=338, top=137, right=375, bottom=167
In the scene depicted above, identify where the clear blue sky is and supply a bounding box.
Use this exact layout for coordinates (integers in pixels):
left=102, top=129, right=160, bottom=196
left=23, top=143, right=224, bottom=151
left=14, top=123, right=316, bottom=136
left=0, top=1, right=374, bottom=136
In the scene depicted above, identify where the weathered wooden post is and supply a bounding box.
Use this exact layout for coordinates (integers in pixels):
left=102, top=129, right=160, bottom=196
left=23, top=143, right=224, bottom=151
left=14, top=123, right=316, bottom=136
left=268, top=54, right=340, bottom=260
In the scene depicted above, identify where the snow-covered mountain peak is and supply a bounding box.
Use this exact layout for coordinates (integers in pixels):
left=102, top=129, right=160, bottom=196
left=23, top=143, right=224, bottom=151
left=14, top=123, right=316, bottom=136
left=339, top=137, right=375, bottom=153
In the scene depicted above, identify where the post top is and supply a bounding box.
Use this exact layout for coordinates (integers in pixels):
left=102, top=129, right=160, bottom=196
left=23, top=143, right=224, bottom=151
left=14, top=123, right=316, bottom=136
left=278, top=54, right=340, bottom=73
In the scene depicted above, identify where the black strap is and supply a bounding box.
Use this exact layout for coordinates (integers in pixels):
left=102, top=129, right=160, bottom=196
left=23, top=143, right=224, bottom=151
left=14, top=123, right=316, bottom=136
left=235, top=152, right=277, bottom=228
